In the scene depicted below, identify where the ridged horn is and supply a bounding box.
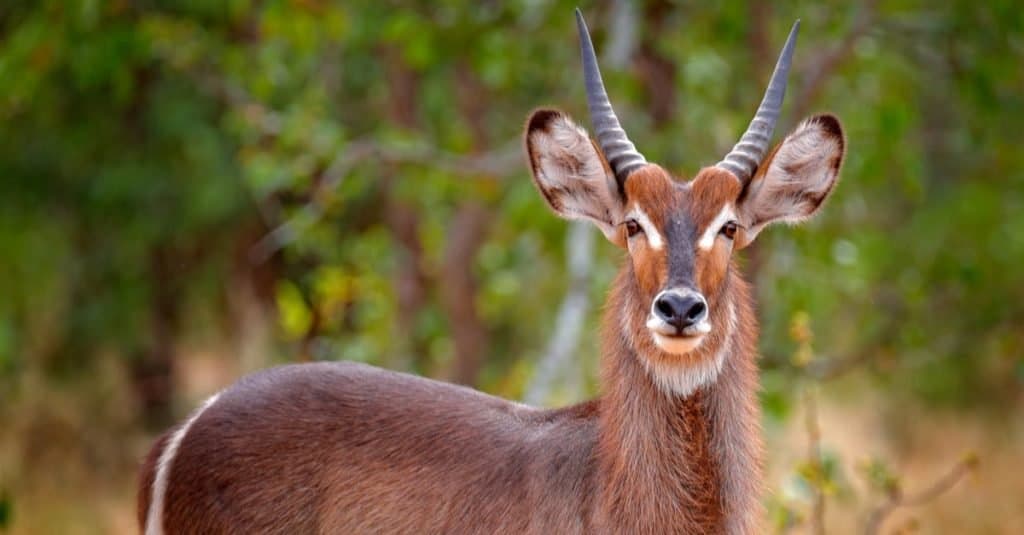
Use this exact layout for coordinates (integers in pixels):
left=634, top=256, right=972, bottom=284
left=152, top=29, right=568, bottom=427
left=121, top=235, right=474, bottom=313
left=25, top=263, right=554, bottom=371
left=575, top=9, right=646, bottom=184
left=717, top=20, right=800, bottom=183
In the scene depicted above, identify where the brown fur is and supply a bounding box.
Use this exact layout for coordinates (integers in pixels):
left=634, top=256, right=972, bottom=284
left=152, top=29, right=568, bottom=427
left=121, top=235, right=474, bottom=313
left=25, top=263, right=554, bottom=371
left=137, top=184, right=764, bottom=534
left=595, top=164, right=763, bottom=533
left=612, top=165, right=742, bottom=379
left=137, top=431, right=171, bottom=528
left=690, top=168, right=743, bottom=293
left=139, top=108, right=843, bottom=534
left=621, top=165, right=675, bottom=297
left=137, top=280, right=761, bottom=534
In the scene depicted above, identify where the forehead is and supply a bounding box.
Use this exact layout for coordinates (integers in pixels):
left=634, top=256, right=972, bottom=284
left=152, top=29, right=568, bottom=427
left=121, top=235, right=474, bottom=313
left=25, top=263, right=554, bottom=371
left=623, top=165, right=741, bottom=231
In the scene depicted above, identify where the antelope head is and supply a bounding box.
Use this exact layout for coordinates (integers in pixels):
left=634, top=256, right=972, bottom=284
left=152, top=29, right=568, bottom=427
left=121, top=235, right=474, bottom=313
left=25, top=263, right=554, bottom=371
left=524, top=11, right=845, bottom=394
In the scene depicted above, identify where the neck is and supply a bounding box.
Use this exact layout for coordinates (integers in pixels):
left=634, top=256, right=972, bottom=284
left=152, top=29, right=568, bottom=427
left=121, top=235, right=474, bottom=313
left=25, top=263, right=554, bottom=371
left=595, top=267, right=763, bottom=534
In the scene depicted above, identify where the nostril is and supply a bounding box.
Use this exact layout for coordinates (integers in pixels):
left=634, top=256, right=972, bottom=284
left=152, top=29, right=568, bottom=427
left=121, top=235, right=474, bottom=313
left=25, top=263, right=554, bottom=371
left=655, top=297, right=676, bottom=320
left=686, top=301, right=706, bottom=321
left=652, top=292, right=707, bottom=330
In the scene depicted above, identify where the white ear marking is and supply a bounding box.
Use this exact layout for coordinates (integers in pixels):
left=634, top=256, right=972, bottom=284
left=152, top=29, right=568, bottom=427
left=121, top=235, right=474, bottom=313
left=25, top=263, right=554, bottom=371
left=698, top=204, right=737, bottom=250
left=626, top=205, right=664, bottom=250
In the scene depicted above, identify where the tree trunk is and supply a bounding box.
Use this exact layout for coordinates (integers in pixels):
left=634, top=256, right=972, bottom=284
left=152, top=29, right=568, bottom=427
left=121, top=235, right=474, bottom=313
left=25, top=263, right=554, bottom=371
left=438, top=62, right=495, bottom=386
left=440, top=203, right=491, bottom=385
left=383, top=49, right=431, bottom=371
left=132, top=246, right=181, bottom=430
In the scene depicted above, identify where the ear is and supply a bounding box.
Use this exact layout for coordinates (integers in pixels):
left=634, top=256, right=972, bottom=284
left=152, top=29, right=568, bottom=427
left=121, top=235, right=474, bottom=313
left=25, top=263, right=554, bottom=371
left=524, top=109, right=625, bottom=243
left=735, top=114, right=845, bottom=248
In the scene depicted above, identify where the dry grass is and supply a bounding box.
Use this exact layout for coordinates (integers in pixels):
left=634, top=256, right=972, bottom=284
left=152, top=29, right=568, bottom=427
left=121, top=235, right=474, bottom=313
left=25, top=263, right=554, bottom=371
left=765, top=387, right=1024, bottom=534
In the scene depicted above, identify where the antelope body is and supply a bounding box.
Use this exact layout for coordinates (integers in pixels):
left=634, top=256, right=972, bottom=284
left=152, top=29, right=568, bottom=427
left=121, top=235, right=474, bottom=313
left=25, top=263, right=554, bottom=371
left=139, top=11, right=845, bottom=534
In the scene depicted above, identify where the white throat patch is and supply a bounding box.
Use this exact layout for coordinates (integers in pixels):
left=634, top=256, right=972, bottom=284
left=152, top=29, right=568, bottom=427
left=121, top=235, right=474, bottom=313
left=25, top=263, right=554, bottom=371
left=698, top=203, right=737, bottom=250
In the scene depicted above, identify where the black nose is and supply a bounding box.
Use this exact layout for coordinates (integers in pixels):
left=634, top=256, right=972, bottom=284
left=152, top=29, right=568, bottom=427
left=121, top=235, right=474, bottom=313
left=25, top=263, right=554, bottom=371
left=653, top=292, right=707, bottom=331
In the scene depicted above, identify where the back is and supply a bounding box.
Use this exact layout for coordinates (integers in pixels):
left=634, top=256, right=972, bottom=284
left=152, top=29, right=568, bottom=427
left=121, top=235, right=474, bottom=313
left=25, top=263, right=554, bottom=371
left=141, top=362, right=599, bottom=534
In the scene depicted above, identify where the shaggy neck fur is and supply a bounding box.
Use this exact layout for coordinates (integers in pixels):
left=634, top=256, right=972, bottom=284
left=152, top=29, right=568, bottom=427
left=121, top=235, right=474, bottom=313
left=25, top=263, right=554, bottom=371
left=595, top=264, right=763, bottom=534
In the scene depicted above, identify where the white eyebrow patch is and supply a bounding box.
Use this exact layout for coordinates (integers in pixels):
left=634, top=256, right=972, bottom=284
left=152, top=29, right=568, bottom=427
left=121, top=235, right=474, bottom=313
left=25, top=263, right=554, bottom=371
left=698, top=203, right=737, bottom=250
left=627, top=205, right=664, bottom=250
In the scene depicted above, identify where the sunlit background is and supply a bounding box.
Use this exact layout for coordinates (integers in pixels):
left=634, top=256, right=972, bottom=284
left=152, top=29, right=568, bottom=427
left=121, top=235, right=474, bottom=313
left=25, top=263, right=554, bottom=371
left=1, top=1, right=1021, bottom=533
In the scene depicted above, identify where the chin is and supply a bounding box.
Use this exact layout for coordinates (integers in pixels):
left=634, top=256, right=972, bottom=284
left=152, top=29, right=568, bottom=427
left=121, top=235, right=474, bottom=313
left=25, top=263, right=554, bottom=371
left=652, top=332, right=706, bottom=355
left=643, top=332, right=726, bottom=397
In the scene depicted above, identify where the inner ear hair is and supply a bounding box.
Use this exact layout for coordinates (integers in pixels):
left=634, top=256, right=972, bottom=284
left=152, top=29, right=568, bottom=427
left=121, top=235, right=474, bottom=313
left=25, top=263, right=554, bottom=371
left=738, top=114, right=845, bottom=239
left=524, top=109, right=624, bottom=240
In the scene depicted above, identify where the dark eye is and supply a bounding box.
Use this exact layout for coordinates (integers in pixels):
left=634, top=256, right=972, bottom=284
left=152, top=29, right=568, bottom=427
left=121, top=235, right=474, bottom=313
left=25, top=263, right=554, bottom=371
left=624, top=219, right=643, bottom=237
left=720, top=221, right=739, bottom=240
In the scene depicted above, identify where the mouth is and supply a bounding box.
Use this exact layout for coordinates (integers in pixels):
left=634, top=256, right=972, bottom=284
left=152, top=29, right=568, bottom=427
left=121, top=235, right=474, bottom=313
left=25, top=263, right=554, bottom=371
left=645, top=314, right=711, bottom=355
left=651, top=331, right=706, bottom=355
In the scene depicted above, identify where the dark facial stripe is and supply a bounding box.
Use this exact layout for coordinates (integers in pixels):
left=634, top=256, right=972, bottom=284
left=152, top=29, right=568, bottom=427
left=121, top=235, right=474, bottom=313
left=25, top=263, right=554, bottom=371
left=664, top=213, right=699, bottom=289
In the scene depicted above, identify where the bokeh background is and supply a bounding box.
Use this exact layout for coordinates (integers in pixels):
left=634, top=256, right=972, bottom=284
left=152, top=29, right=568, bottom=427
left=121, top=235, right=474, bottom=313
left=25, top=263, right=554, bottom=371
left=1, top=1, right=1021, bottom=533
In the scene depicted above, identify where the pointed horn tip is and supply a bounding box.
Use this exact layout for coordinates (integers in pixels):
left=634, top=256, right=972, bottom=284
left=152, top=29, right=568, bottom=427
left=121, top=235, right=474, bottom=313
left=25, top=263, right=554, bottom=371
left=717, top=19, right=802, bottom=180
left=573, top=7, right=647, bottom=181
left=575, top=9, right=592, bottom=49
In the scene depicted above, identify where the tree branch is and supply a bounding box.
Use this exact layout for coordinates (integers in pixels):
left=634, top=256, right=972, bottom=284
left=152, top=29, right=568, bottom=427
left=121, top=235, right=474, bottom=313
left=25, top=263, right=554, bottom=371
left=804, top=385, right=827, bottom=535
left=180, top=61, right=520, bottom=265
left=247, top=140, right=520, bottom=263
left=863, top=454, right=977, bottom=535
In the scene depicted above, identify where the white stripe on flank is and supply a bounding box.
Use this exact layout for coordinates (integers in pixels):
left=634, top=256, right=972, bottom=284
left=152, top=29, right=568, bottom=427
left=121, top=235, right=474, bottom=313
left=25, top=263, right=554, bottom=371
left=698, top=204, right=737, bottom=250
left=146, top=392, right=222, bottom=535
left=627, top=205, right=665, bottom=250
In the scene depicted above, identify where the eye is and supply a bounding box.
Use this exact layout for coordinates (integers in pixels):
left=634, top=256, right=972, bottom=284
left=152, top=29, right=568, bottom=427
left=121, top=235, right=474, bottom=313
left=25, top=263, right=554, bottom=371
left=624, top=219, right=643, bottom=238
left=719, top=221, right=739, bottom=240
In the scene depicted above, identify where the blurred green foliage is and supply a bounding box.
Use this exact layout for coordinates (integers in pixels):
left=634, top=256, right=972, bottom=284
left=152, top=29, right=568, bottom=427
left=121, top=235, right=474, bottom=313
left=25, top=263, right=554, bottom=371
left=1, top=1, right=1021, bottom=532
left=1, top=0, right=1022, bottom=422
